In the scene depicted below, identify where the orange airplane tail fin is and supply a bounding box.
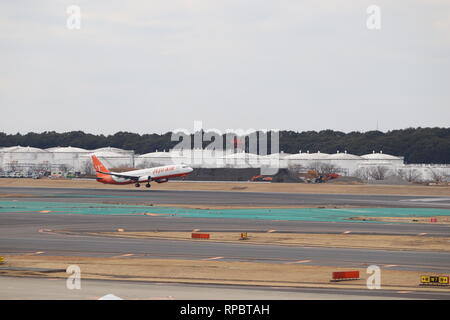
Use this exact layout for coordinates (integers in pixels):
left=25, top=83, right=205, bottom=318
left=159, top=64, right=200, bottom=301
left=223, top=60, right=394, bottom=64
left=91, top=155, right=110, bottom=174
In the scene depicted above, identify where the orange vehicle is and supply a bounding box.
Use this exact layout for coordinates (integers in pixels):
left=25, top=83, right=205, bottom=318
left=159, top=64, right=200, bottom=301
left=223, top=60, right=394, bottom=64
left=301, top=170, right=340, bottom=183
left=250, top=175, right=273, bottom=182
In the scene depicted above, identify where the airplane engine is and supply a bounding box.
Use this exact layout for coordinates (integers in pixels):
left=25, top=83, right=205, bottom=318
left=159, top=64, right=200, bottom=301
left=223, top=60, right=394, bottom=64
left=155, top=178, right=168, bottom=183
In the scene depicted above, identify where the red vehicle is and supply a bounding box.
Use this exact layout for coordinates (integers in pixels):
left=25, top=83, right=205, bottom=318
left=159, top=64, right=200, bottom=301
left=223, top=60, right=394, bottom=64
left=250, top=175, right=273, bottom=182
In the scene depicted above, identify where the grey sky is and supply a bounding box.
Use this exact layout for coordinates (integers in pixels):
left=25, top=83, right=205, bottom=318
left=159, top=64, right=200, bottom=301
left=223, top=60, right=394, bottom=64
left=1, top=0, right=449, bottom=135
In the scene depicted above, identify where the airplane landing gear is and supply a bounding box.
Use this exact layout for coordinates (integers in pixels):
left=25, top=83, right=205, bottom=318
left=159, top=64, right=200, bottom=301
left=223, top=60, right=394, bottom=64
left=145, top=176, right=151, bottom=189
left=135, top=183, right=140, bottom=187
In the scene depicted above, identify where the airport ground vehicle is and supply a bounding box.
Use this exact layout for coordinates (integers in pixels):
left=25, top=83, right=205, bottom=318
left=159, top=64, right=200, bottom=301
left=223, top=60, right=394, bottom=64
left=299, top=170, right=340, bottom=183
left=250, top=175, right=273, bottom=182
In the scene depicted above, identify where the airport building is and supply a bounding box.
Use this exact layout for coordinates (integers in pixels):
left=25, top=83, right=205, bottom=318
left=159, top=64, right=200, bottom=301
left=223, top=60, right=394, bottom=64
left=0, top=146, right=134, bottom=176
left=0, top=145, right=448, bottom=182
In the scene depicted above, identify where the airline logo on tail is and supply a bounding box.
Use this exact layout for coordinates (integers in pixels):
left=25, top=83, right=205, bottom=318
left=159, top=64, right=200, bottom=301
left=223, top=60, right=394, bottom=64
left=92, top=155, right=109, bottom=173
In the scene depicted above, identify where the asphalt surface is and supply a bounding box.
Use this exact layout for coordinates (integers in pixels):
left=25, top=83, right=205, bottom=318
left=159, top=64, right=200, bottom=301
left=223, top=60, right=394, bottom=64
left=1, top=187, right=450, bottom=270
left=1, top=186, right=450, bottom=237
left=1, top=186, right=450, bottom=299
left=5, top=276, right=445, bottom=300
left=2, top=218, right=450, bottom=271
left=2, top=186, right=450, bottom=208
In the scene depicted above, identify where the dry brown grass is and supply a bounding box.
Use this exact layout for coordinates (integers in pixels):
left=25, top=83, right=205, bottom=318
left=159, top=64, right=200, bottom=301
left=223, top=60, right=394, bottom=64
left=0, top=193, right=33, bottom=198
left=350, top=216, right=450, bottom=225
left=89, top=231, right=450, bottom=252
left=1, top=178, right=449, bottom=196
left=1, top=255, right=447, bottom=292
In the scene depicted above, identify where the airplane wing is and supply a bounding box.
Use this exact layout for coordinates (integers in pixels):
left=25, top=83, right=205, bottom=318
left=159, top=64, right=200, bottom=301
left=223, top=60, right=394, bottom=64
left=97, top=171, right=141, bottom=180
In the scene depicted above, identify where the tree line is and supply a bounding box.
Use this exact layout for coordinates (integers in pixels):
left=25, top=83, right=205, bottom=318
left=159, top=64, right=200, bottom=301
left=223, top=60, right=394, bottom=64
left=0, top=127, right=449, bottom=164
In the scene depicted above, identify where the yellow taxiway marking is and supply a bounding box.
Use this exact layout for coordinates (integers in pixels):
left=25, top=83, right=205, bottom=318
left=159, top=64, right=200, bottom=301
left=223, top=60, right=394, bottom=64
left=418, top=233, right=427, bottom=236
left=202, top=256, right=224, bottom=261
left=397, top=291, right=411, bottom=294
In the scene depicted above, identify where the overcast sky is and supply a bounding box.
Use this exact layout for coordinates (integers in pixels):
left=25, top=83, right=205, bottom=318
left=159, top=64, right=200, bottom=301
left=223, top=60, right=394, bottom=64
left=1, top=0, right=449, bottom=135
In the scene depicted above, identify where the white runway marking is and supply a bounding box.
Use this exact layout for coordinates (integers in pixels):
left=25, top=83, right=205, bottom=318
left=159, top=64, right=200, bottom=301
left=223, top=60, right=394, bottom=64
left=285, top=260, right=312, bottom=264
left=27, top=251, right=44, bottom=255
left=401, top=198, right=450, bottom=202
left=111, top=253, right=134, bottom=258
left=98, top=294, right=123, bottom=300
left=149, top=296, right=176, bottom=300
left=202, top=256, right=224, bottom=261
left=121, top=254, right=134, bottom=257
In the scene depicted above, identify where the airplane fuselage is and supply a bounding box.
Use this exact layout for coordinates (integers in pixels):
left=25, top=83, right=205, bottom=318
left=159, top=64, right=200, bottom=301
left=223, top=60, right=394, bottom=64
left=96, top=164, right=193, bottom=185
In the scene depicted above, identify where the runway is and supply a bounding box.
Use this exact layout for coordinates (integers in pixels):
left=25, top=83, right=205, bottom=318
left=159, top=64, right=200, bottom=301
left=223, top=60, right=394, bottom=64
left=1, top=186, right=450, bottom=299
left=1, top=186, right=450, bottom=237
left=1, top=187, right=450, bottom=271
left=2, top=186, right=450, bottom=208
left=2, top=225, right=450, bottom=272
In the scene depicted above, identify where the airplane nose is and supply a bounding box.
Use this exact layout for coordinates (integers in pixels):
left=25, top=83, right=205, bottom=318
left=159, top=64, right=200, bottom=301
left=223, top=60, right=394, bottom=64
left=188, top=167, right=194, bottom=172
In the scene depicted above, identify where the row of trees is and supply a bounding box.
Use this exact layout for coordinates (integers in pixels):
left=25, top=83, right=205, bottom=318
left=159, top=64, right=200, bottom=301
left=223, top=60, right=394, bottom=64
left=279, top=128, right=450, bottom=164
left=0, top=127, right=449, bottom=164
left=353, top=166, right=449, bottom=183
left=287, top=162, right=449, bottom=183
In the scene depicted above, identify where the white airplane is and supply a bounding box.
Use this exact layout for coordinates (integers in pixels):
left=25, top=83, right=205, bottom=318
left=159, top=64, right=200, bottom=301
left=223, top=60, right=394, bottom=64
left=91, top=155, right=193, bottom=188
